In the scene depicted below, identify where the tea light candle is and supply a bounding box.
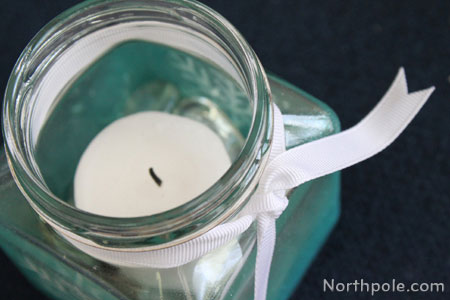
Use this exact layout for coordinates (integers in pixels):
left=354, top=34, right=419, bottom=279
left=74, top=111, right=231, bottom=217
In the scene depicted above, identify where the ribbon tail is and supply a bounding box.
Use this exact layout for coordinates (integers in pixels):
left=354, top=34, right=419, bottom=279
left=263, top=68, right=435, bottom=192
left=254, top=213, right=277, bottom=300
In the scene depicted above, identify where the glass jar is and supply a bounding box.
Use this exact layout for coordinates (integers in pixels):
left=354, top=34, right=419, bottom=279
left=0, top=0, right=340, bottom=299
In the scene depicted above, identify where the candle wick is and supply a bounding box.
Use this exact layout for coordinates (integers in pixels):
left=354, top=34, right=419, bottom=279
left=149, top=168, right=163, bottom=187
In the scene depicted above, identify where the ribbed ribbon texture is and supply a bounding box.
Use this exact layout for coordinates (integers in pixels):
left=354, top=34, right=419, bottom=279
left=62, top=68, right=434, bottom=300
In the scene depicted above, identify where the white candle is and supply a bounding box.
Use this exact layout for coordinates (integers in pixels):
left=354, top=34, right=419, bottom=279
left=74, top=111, right=231, bottom=217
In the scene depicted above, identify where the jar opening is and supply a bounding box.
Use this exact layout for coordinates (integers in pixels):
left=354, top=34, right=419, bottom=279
left=3, top=0, right=272, bottom=249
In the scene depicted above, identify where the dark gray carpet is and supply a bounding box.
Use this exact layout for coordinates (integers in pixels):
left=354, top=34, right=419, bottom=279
left=0, top=1, right=448, bottom=299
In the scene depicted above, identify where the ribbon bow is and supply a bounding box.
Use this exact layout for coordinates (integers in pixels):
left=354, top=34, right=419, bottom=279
left=61, top=68, right=434, bottom=300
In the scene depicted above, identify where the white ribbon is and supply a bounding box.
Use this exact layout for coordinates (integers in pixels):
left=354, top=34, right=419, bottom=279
left=61, top=68, right=434, bottom=300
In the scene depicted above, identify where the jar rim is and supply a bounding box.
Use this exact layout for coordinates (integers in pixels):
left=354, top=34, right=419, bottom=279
left=2, top=0, right=273, bottom=249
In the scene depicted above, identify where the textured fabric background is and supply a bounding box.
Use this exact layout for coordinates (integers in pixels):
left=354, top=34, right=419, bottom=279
left=0, top=1, right=449, bottom=299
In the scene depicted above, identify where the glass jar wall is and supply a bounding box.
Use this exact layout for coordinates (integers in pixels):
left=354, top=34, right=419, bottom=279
left=1, top=1, right=340, bottom=299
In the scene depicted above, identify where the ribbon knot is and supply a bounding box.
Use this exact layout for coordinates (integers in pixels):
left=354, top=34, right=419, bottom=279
left=242, top=192, right=289, bottom=219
